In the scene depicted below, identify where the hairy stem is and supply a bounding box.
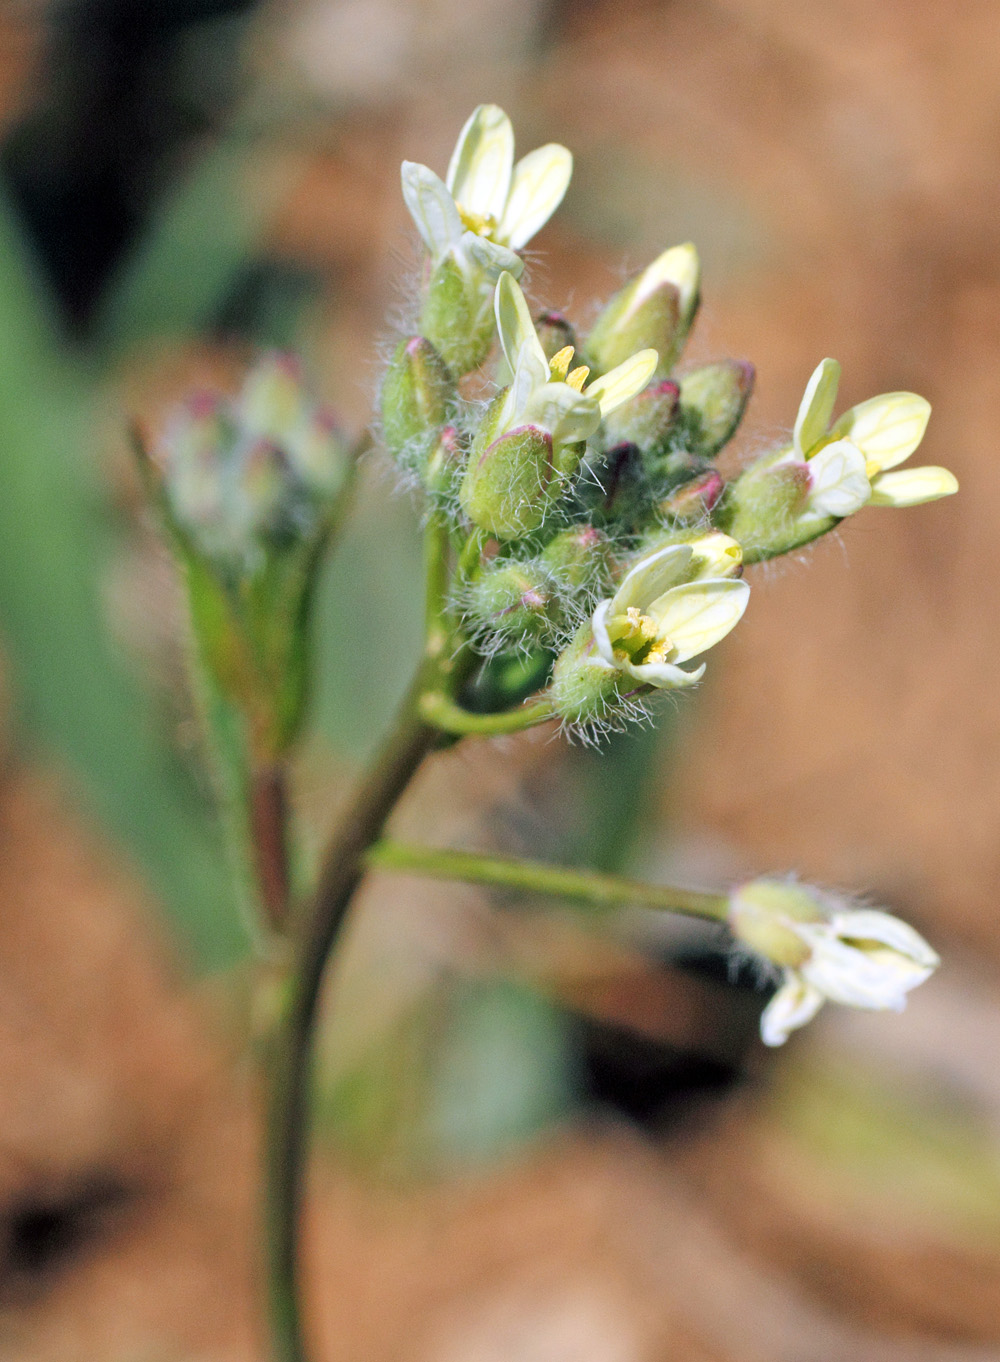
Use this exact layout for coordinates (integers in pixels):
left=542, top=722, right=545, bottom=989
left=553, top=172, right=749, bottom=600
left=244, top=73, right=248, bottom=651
left=365, top=841, right=730, bottom=923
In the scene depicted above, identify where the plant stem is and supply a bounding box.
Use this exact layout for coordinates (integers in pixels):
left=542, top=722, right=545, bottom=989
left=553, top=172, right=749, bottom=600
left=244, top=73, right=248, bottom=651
left=264, top=680, right=437, bottom=1362
left=249, top=763, right=291, bottom=933
left=365, top=841, right=730, bottom=924
left=418, top=690, right=555, bottom=735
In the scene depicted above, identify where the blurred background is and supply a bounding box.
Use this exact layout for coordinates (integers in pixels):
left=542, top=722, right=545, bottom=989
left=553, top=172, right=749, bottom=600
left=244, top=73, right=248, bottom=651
left=0, top=0, right=997, bottom=1358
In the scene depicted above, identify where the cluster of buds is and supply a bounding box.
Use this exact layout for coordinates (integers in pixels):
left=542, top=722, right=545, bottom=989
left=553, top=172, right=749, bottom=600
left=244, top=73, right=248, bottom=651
left=381, top=104, right=958, bottom=735
left=148, top=354, right=349, bottom=761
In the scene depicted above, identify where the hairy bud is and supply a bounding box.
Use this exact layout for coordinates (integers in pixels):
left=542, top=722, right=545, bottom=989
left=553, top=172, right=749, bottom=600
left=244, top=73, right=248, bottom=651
left=380, top=337, right=455, bottom=465
left=678, top=360, right=755, bottom=456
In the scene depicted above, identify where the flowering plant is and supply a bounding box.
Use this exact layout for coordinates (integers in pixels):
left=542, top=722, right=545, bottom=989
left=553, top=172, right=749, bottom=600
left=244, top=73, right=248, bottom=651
left=136, top=105, right=956, bottom=1361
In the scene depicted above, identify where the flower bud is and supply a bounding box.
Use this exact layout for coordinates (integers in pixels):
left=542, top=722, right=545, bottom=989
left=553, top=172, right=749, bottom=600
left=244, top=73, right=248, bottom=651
left=460, top=421, right=556, bottom=540
left=380, top=337, right=455, bottom=463
left=420, top=255, right=494, bottom=374
left=550, top=622, right=623, bottom=724
left=657, top=469, right=725, bottom=523
left=466, top=560, right=557, bottom=642
left=423, top=424, right=464, bottom=498
left=720, top=456, right=812, bottom=562
left=539, top=525, right=611, bottom=588
left=535, top=310, right=578, bottom=362
left=601, top=380, right=680, bottom=452
left=586, top=244, right=700, bottom=378
left=729, top=879, right=820, bottom=967
left=678, top=360, right=754, bottom=457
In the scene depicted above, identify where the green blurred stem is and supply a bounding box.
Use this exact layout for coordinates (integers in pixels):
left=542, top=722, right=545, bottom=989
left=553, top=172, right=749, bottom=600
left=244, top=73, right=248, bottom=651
left=249, top=764, right=292, bottom=934
left=366, top=841, right=730, bottom=923
left=265, top=677, right=436, bottom=1362
left=418, top=690, right=555, bottom=735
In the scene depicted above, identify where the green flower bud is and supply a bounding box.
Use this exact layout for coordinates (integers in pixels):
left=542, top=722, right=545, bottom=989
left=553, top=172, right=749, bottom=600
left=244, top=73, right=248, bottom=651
left=657, top=469, right=725, bottom=523
left=420, top=255, right=494, bottom=375
left=535, top=310, right=578, bottom=362
left=729, top=880, right=820, bottom=967
left=601, top=380, right=680, bottom=452
left=460, top=416, right=556, bottom=541
left=539, top=524, right=611, bottom=588
left=551, top=622, right=624, bottom=725
left=586, top=243, right=700, bottom=378
left=380, top=337, right=455, bottom=464
left=678, top=360, right=754, bottom=457
left=423, top=424, right=464, bottom=499
left=720, top=456, right=814, bottom=562
left=466, top=560, right=557, bottom=642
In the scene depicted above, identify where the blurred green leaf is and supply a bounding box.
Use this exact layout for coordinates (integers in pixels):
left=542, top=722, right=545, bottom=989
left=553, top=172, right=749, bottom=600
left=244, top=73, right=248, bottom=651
left=0, top=190, right=248, bottom=968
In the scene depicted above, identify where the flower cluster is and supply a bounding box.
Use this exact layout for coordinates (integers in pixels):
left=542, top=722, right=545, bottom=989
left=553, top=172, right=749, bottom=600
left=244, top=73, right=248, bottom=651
left=381, top=104, right=958, bottom=735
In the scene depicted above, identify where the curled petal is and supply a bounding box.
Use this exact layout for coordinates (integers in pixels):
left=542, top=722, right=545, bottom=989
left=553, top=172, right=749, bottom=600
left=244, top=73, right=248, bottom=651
left=807, top=438, right=871, bottom=517
left=495, top=271, right=548, bottom=376
left=586, top=348, right=659, bottom=416
left=829, top=910, right=940, bottom=969
left=522, top=382, right=601, bottom=446
left=500, top=144, right=573, bottom=249
left=592, top=599, right=616, bottom=666
left=610, top=544, right=694, bottom=615
left=647, top=578, right=750, bottom=665
left=626, top=657, right=705, bottom=690
left=463, top=233, right=522, bottom=280
left=831, top=392, right=931, bottom=473
left=446, top=104, right=514, bottom=222
left=800, top=931, right=932, bottom=1010
left=794, top=357, right=841, bottom=458
left=401, top=162, right=463, bottom=260
left=760, top=971, right=825, bottom=1046
left=869, top=466, right=958, bottom=506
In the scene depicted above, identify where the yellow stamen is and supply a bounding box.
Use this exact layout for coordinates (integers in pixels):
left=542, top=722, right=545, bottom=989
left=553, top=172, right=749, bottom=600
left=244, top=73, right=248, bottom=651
left=457, top=204, right=498, bottom=239
left=566, top=365, right=591, bottom=392
left=549, top=345, right=575, bottom=382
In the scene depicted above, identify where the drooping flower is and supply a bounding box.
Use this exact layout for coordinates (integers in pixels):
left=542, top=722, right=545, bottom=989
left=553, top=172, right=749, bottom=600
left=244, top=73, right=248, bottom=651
left=729, top=878, right=940, bottom=1046
left=590, top=541, right=749, bottom=690
left=787, top=357, right=958, bottom=519
left=401, top=104, right=572, bottom=281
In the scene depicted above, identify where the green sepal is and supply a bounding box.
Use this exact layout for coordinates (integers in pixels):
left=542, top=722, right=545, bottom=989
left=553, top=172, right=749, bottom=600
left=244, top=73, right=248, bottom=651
left=420, top=255, right=494, bottom=375
left=380, top=336, right=456, bottom=469
left=677, top=360, right=754, bottom=457
left=460, top=421, right=556, bottom=540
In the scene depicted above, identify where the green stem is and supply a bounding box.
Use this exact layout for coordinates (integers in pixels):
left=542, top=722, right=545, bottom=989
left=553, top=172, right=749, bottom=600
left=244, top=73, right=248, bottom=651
left=419, top=690, right=555, bottom=736
left=265, top=681, right=436, bottom=1361
left=365, top=841, right=730, bottom=923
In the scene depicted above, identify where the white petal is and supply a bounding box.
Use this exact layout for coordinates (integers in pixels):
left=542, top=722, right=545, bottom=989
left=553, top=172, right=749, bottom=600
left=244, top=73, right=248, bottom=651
left=648, top=578, right=750, bottom=664
left=463, top=233, right=522, bottom=280
left=807, top=438, right=871, bottom=517
left=401, top=162, right=463, bottom=260
left=611, top=545, right=693, bottom=614
left=499, top=144, right=573, bottom=249
left=830, top=910, right=940, bottom=969
left=626, top=658, right=705, bottom=689
left=794, top=357, right=840, bottom=458
left=801, top=933, right=925, bottom=1010
left=495, top=271, right=548, bottom=376
left=498, top=341, right=549, bottom=432
left=446, top=104, right=513, bottom=221
left=869, top=466, right=958, bottom=506
left=592, top=599, right=616, bottom=666
left=632, top=243, right=700, bottom=318
left=522, top=382, right=601, bottom=446
left=760, top=971, right=825, bottom=1046
left=586, top=349, right=659, bottom=416
left=831, top=392, right=930, bottom=473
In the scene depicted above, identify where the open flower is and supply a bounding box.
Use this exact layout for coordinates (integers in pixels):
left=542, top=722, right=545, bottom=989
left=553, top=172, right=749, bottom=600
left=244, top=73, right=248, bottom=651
left=729, top=878, right=940, bottom=1046
left=401, top=104, right=572, bottom=281
left=788, top=357, right=958, bottom=518
left=591, top=541, right=749, bottom=690
left=493, top=270, right=658, bottom=449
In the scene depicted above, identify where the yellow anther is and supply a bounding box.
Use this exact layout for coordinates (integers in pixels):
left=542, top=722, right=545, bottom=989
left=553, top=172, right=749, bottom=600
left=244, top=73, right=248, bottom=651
left=566, top=365, right=591, bottom=393
left=549, top=345, right=575, bottom=382
left=457, top=204, right=498, bottom=238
